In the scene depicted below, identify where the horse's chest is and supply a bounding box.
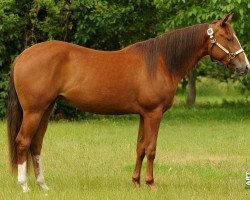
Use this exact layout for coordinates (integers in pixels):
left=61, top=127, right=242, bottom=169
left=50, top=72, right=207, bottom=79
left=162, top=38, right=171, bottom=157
left=137, top=85, right=176, bottom=112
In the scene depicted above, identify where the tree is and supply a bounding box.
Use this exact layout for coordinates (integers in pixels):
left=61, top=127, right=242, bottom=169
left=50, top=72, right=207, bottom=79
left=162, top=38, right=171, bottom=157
left=186, top=71, right=196, bottom=105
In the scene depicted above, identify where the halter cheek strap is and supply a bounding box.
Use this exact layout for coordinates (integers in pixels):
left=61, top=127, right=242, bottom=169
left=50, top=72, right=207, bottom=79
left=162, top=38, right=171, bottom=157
left=207, top=26, right=244, bottom=64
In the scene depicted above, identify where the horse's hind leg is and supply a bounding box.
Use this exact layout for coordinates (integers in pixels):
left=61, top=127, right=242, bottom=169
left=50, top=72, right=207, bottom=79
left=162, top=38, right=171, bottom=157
left=16, top=110, right=44, bottom=192
left=30, top=103, right=54, bottom=191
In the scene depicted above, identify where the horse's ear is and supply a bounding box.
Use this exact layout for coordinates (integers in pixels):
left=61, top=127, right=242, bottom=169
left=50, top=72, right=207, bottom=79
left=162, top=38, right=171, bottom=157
left=221, top=13, right=234, bottom=26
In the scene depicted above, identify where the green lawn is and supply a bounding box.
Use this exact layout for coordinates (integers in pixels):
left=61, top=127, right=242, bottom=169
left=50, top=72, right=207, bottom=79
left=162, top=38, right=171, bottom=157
left=0, top=100, right=250, bottom=199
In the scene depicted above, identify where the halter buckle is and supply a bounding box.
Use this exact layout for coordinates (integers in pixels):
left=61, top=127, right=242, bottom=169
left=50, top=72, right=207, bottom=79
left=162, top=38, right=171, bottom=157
left=210, top=38, right=216, bottom=44
left=207, top=28, right=214, bottom=38
left=228, top=52, right=236, bottom=61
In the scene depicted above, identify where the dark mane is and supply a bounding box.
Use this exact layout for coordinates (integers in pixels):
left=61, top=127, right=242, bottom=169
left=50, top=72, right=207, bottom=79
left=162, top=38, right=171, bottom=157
left=133, top=23, right=209, bottom=74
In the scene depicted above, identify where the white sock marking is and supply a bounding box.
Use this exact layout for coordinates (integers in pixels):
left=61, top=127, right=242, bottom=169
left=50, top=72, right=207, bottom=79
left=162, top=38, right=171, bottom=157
left=33, top=155, right=49, bottom=190
left=18, top=161, right=27, bottom=184
left=18, top=161, right=30, bottom=192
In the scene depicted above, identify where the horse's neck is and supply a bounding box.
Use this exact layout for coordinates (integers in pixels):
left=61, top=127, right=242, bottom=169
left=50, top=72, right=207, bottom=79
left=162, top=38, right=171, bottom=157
left=179, top=42, right=208, bottom=79
left=169, top=29, right=209, bottom=83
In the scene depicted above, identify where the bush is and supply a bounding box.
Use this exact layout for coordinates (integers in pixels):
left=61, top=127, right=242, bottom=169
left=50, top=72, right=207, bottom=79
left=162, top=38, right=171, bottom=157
left=0, top=72, right=9, bottom=118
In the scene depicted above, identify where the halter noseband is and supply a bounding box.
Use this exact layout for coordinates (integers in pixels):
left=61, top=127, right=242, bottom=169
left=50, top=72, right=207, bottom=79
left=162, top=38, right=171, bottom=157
left=207, top=26, right=244, bottom=65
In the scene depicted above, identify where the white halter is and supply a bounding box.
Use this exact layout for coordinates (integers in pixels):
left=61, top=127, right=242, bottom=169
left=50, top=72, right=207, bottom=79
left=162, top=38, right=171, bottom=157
left=207, top=27, right=244, bottom=63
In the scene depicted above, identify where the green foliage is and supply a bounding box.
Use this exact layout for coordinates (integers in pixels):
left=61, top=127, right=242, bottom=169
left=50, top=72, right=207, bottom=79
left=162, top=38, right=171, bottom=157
left=240, top=75, right=250, bottom=95
left=0, top=72, right=9, bottom=117
left=0, top=0, right=22, bottom=70
left=72, top=0, right=157, bottom=49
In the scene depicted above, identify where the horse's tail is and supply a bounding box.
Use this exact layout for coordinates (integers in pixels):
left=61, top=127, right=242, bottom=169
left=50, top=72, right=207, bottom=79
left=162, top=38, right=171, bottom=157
left=7, top=63, right=23, bottom=173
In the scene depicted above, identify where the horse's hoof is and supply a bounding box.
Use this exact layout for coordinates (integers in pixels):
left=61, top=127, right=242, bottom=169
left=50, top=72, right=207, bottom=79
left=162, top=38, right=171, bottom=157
left=148, top=184, right=157, bottom=190
left=146, top=181, right=157, bottom=190
left=134, top=182, right=140, bottom=188
left=132, top=177, right=141, bottom=188
left=133, top=180, right=140, bottom=188
left=20, top=183, right=31, bottom=193
left=38, top=182, right=49, bottom=191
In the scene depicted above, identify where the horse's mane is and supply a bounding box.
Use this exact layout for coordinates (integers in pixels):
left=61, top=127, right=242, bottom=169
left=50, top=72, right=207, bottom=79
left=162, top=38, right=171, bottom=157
left=132, top=23, right=209, bottom=74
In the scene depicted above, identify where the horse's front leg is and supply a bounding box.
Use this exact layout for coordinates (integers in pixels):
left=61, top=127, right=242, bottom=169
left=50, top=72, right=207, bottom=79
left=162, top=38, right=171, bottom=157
left=132, top=116, right=145, bottom=186
left=143, top=109, right=162, bottom=189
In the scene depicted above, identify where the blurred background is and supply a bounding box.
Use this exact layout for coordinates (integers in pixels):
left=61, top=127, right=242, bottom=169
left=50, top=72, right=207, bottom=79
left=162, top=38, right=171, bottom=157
left=0, top=0, right=249, bottom=120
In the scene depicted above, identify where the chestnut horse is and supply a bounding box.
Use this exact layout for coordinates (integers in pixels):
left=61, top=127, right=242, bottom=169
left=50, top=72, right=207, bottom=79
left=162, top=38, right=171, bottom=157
left=7, top=14, right=249, bottom=192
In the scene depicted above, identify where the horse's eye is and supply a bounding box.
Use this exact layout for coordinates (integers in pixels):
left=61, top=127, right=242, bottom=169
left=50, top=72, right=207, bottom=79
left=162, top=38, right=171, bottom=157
left=227, top=37, right=232, bottom=42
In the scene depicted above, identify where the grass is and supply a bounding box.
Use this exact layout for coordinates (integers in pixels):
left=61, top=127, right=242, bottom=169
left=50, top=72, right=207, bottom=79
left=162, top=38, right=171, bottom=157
left=1, top=99, right=250, bottom=199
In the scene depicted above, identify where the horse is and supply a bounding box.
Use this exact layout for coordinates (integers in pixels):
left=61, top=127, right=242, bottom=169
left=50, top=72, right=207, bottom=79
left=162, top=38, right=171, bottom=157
left=7, top=13, right=249, bottom=192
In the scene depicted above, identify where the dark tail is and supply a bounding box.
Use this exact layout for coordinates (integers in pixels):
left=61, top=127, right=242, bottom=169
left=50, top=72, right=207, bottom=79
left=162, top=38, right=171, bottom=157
left=7, top=66, right=23, bottom=173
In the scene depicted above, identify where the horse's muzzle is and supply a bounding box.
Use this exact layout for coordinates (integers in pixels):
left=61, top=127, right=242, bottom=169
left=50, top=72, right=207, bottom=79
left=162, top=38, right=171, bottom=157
left=235, top=65, right=249, bottom=76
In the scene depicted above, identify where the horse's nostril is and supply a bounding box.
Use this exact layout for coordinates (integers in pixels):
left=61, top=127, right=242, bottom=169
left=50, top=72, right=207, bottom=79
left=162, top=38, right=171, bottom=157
left=235, top=66, right=249, bottom=76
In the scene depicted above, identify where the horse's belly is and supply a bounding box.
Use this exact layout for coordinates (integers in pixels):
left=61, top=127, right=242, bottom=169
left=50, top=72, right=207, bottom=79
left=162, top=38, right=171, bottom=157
left=79, top=104, right=137, bottom=115
left=62, top=88, right=139, bottom=115
left=69, top=99, right=138, bottom=115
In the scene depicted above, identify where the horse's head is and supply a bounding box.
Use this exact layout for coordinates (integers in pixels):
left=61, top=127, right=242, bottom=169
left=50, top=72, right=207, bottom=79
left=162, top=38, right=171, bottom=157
left=208, top=13, right=249, bottom=76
